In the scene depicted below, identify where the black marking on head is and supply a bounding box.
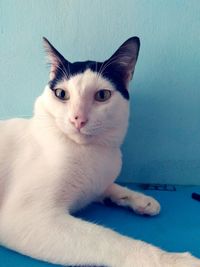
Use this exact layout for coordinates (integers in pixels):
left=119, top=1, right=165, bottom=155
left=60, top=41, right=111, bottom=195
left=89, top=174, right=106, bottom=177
left=48, top=61, right=102, bottom=90
left=44, top=37, right=140, bottom=100
left=101, top=65, right=130, bottom=100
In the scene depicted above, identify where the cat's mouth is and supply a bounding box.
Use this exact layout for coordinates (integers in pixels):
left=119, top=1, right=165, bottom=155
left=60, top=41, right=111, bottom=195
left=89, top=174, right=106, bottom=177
left=80, top=128, right=100, bottom=137
left=69, top=127, right=93, bottom=138
left=71, top=126, right=98, bottom=137
left=67, top=129, right=95, bottom=145
left=79, top=129, right=93, bottom=137
left=66, top=124, right=100, bottom=143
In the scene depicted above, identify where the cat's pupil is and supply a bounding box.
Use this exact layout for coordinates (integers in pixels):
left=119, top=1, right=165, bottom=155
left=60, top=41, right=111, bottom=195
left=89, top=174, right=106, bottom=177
left=99, top=90, right=105, bottom=99
left=95, top=90, right=111, bottom=102
left=54, top=88, right=69, bottom=100
left=60, top=90, right=65, bottom=99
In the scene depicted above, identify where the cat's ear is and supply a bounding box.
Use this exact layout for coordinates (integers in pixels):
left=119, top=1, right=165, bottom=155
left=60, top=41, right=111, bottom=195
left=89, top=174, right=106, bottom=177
left=107, top=37, right=140, bottom=86
left=43, top=37, right=68, bottom=80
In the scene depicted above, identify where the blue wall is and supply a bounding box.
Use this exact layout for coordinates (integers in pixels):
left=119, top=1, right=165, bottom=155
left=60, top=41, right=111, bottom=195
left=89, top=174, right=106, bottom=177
left=0, top=0, right=200, bottom=185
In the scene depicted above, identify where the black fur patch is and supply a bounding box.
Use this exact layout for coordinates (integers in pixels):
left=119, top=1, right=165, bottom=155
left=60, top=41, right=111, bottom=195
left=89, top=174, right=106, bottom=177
left=49, top=60, right=129, bottom=100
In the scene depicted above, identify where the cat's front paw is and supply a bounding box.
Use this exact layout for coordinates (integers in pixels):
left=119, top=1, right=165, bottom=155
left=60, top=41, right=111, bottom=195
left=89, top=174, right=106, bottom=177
left=122, top=241, right=200, bottom=267
left=162, top=252, right=200, bottom=267
left=130, top=194, right=161, bottom=216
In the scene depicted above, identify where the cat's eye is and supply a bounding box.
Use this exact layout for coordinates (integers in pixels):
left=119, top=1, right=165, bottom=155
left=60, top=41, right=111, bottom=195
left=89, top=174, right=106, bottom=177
left=95, top=89, right=112, bottom=102
left=54, top=88, right=70, bottom=101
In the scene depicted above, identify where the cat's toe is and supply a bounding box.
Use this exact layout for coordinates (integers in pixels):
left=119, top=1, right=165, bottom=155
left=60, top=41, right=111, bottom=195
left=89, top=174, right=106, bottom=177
left=131, top=195, right=161, bottom=216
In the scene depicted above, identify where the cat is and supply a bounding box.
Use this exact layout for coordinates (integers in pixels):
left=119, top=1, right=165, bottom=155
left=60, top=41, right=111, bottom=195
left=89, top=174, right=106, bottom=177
left=0, top=36, right=199, bottom=267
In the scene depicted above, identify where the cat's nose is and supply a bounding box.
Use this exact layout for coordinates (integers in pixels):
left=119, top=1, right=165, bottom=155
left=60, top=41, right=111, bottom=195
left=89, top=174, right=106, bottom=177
left=70, top=116, right=88, bottom=130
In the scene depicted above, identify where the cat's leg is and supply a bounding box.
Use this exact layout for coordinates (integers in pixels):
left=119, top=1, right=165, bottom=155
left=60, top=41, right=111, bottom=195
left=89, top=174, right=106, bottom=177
left=1, top=209, right=200, bottom=267
left=100, top=183, right=161, bottom=216
left=0, top=208, right=159, bottom=267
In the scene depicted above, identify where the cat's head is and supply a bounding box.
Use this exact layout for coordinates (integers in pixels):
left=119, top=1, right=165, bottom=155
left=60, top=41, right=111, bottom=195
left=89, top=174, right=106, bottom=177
left=36, top=37, right=140, bottom=146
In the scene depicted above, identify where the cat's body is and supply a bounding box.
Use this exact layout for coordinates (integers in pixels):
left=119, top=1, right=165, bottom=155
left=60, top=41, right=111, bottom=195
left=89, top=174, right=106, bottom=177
left=0, top=114, right=121, bottom=214
left=0, top=37, right=199, bottom=267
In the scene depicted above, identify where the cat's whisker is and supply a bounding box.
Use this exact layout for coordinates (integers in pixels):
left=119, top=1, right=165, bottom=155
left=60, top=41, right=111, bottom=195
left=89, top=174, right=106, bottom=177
left=96, top=55, right=120, bottom=81
left=67, top=61, right=72, bottom=80
left=97, top=60, right=105, bottom=79
left=55, top=63, right=69, bottom=81
left=58, top=57, right=70, bottom=80
left=53, top=55, right=70, bottom=80
left=98, top=56, right=121, bottom=77
left=95, top=61, right=98, bottom=73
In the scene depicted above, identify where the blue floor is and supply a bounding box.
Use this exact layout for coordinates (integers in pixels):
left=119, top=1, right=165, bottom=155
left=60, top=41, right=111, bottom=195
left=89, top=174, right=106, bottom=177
left=0, top=184, right=200, bottom=267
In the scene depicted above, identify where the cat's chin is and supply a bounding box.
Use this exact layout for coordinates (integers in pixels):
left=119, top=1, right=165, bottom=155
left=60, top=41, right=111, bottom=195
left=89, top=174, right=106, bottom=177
left=67, top=132, right=94, bottom=145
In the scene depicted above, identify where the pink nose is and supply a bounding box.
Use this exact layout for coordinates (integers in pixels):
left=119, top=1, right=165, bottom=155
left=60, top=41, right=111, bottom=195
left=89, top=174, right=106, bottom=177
left=70, top=116, right=88, bottom=130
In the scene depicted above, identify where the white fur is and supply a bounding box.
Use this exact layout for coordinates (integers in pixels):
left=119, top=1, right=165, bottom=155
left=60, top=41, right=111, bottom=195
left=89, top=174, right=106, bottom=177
left=0, top=70, right=199, bottom=267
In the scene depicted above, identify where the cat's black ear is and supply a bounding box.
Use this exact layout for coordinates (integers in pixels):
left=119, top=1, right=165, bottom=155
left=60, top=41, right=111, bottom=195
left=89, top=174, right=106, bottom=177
left=106, top=37, right=140, bottom=86
left=43, top=37, right=69, bottom=80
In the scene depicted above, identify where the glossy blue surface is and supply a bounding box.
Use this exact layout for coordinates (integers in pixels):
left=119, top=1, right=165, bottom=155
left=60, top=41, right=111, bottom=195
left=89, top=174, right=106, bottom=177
left=0, top=184, right=200, bottom=266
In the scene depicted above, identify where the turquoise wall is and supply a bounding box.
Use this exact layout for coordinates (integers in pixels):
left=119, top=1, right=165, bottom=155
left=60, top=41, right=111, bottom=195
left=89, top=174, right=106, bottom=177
left=0, top=0, right=200, bottom=185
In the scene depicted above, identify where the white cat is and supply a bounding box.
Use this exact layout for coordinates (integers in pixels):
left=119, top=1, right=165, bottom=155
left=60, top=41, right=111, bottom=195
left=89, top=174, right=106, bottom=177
left=0, top=37, right=199, bottom=267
